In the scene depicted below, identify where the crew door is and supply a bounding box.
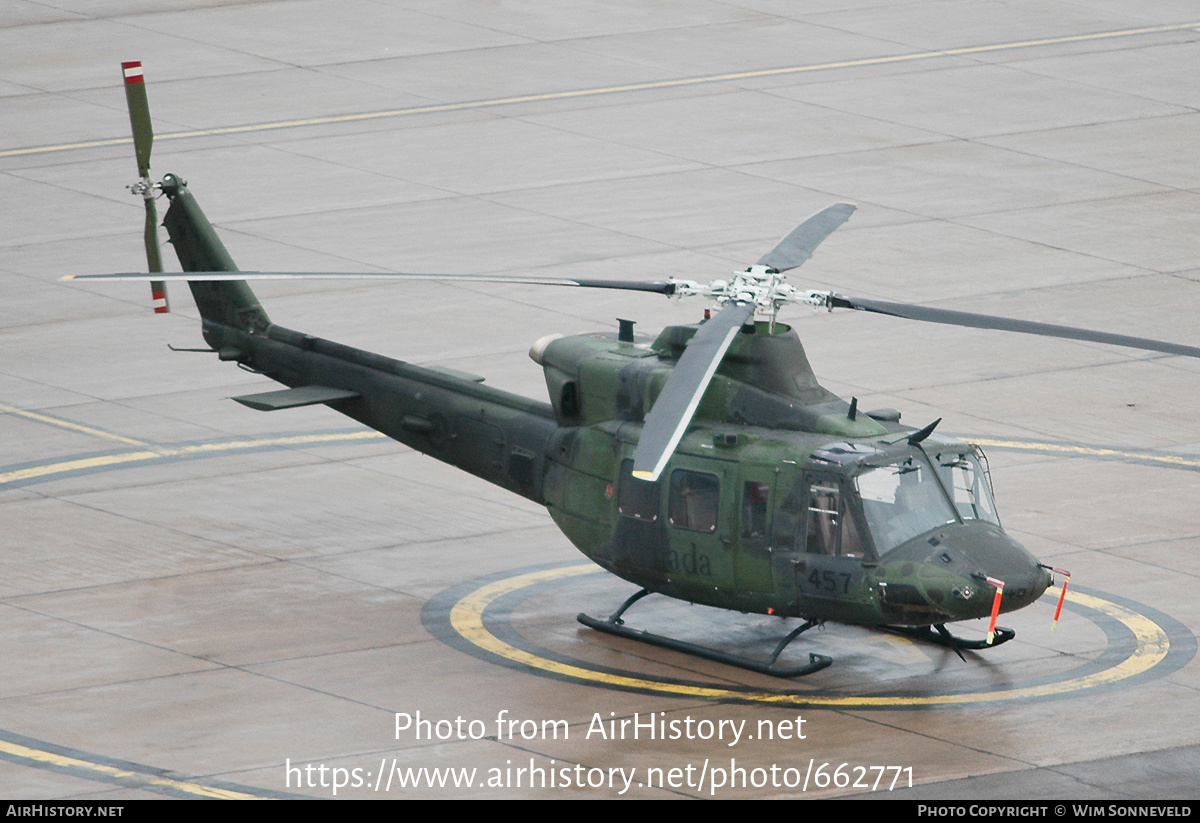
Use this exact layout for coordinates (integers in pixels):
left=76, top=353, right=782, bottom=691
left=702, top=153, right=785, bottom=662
left=774, top=472, right=874, bottom=621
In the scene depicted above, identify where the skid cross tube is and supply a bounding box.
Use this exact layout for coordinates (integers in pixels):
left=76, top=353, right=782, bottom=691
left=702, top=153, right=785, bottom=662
left=578, top=589, right=832, bottom=678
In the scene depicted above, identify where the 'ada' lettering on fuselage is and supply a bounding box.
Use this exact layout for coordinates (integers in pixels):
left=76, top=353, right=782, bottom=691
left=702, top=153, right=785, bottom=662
left=668, top=543, right=712, bottom=577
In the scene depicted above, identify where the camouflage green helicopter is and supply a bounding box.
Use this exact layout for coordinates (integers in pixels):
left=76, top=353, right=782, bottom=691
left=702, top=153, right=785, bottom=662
left=70, top=63, right=1200, bottom=677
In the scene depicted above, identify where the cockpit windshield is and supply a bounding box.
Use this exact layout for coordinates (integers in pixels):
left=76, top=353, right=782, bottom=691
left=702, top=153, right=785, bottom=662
left=932, top=448, right=1000, bottom=526
left=854, top=454, right=957, bottom=555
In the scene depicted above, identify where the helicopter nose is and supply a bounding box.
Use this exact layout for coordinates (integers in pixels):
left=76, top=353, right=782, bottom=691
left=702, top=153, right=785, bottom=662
left=931, top=522, right=1051, bottom=618
left=874, top=522, right=1052, bottom=625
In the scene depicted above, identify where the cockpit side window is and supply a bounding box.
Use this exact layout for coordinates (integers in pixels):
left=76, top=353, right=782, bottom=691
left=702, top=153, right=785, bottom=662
left=840, top=501, right=866, bottom=558
left=805, top=481, right=840, bottom=555
left=807, top=481, right=868, bottom=558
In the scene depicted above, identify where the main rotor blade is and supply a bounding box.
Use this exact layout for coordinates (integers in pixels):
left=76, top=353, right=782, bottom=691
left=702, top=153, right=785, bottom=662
left=756, top=203, right=856, bottom=273
left=64, top=271, right=678, bottom=294
left=631, top=301, right=757, bottom=482
left=828, top=294, right=1200, bottom=359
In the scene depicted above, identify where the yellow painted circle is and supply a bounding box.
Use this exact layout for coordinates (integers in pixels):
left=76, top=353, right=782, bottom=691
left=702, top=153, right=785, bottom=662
left=449, top=564, right=1172, bottom=707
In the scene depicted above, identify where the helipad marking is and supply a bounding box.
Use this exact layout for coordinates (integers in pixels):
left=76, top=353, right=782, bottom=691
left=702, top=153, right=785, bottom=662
left=0, top=737, right=265, bottom=799
left=3, top=22, right=1197, bottom=159
left=449, top=564, right=1171, bottom=707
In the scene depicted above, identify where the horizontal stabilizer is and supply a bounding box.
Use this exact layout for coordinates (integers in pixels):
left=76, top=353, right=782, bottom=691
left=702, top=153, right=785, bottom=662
left=426, top=365, right=486, bottom=383
left=231, top=385, right=360, bottom=411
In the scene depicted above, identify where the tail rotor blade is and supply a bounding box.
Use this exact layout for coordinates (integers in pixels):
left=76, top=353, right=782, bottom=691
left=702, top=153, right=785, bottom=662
left=143, top=196, right=162, bottom=272
left=122, top=60, right=168, bottom=312
left=143, top=196, right=168, bottom=313
left=122, top=61, right=153, bottom=178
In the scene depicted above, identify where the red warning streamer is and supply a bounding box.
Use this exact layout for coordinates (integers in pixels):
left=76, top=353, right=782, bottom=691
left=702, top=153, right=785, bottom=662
left=985, top=576, right=1005, bottom=645
left=1049, top=567, right=1072, bottom=631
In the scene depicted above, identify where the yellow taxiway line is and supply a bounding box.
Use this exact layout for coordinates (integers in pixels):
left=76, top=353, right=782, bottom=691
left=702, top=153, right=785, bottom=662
left=0, top=403, right=151, bottom=448
left=3, top=416, right=1195, bottom=490
left=0, top=738, right=265, bottom=799
left=2, top=22, right=1198, bottom=159
left=0, top=430, right=384, bottom=487
left=972, top=438, right=1200, bottom=471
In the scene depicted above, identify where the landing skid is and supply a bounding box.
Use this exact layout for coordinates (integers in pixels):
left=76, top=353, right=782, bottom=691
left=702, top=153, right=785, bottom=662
left=577, top=588, right=832, bottom=678
left=884, top=623, right=1016, bottom=661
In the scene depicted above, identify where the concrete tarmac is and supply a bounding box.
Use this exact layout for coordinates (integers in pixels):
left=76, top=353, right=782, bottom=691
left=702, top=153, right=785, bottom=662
left=2, top=0, right=1199, bottom=800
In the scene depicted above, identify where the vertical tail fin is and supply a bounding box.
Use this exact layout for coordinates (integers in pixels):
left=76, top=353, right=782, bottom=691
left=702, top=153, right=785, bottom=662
left=159, top=174, right=270, bottom=332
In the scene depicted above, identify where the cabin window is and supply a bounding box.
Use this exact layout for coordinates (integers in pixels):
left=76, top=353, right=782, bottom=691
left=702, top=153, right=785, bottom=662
left=617, top=459, right=659, bottom=522
left=933, top=449, right=1000, bottom=525
left=855, top=455, right=957, bottom=554
left=668, top=470, right=719, bottom=533
left=742, top=481, right=770, bottom=538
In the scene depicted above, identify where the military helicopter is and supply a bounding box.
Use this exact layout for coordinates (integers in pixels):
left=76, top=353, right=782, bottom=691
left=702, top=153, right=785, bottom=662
left=68, top=63, right=1200, bottom=677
